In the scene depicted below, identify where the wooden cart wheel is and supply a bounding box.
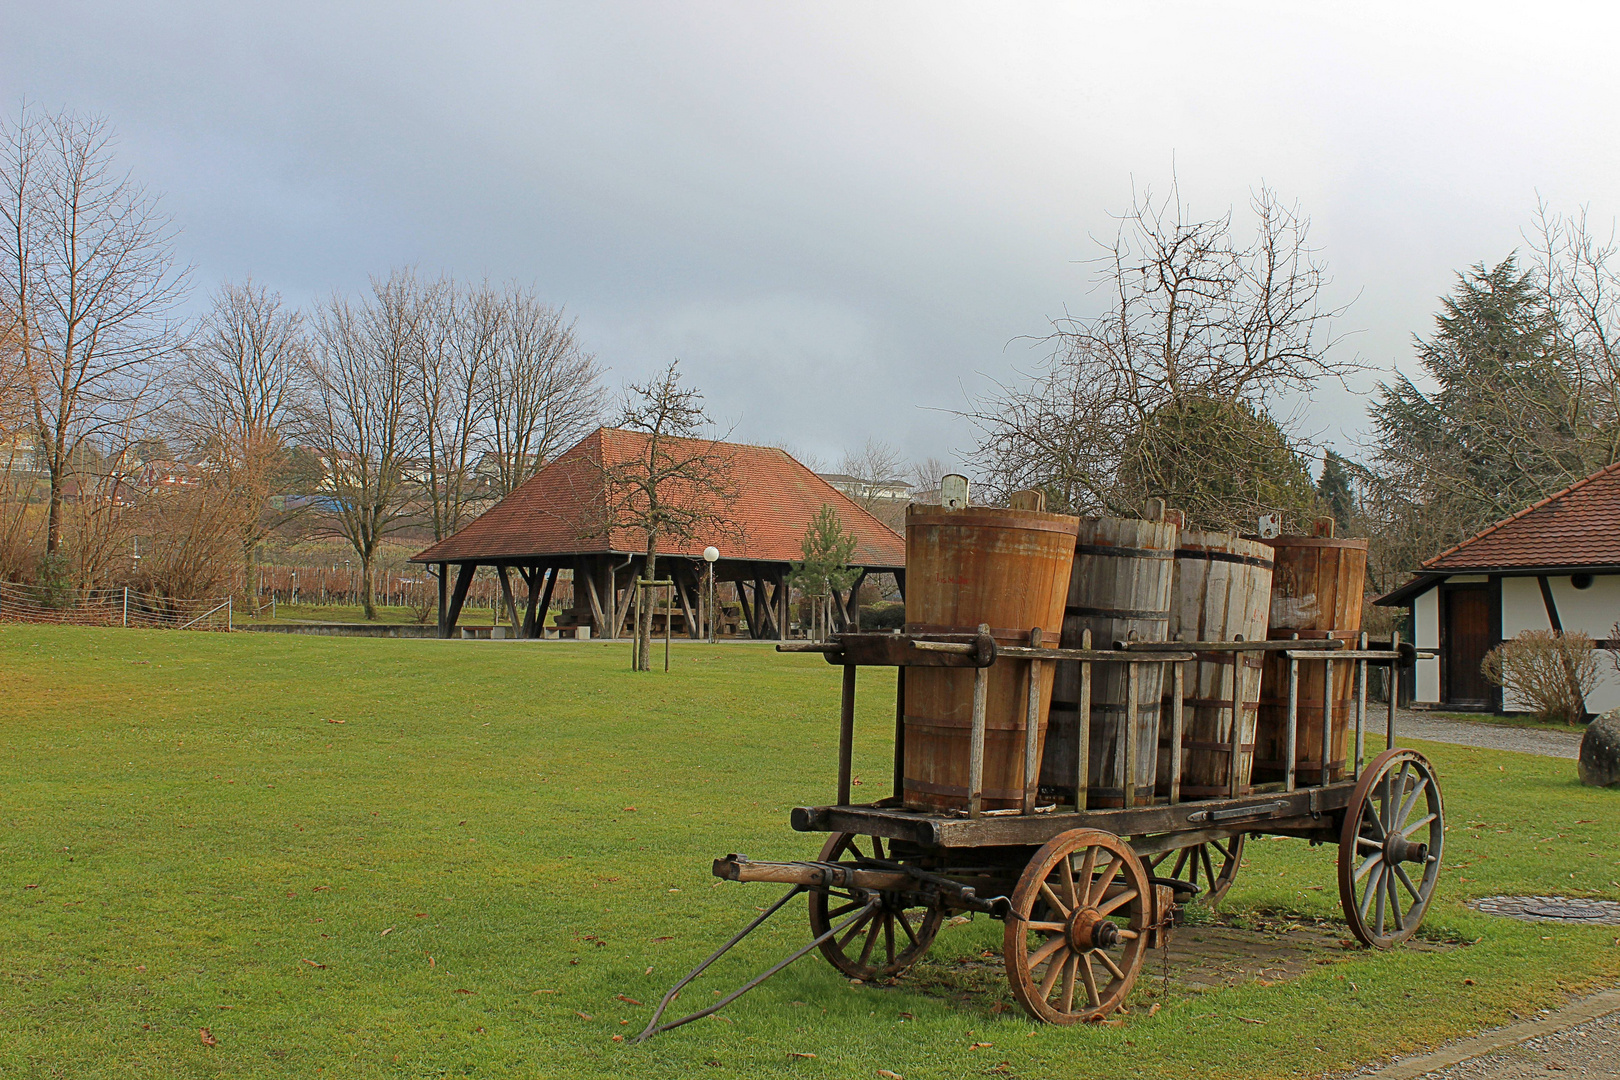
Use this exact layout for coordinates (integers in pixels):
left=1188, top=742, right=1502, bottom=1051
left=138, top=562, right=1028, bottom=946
left=1338, top=748, right=1445, bottom=949
left=807, top=833, right=944, bottom=980
left=1145, top=834, right=1245, bottom=907
left=1004, top=828, right=1150, bottom=1024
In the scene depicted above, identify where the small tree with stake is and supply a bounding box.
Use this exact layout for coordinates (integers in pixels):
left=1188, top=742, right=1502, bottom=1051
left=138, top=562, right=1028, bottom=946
left=789, top=504, right=858, bottom=642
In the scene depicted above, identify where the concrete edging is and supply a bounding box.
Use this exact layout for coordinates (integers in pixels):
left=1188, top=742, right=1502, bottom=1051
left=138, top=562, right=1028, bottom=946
left=1360, top=986, right=1620, bottom=1078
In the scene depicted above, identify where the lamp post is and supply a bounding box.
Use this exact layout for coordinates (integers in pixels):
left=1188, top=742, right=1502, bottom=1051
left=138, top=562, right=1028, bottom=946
left=703, top=546, right=719, bottom=644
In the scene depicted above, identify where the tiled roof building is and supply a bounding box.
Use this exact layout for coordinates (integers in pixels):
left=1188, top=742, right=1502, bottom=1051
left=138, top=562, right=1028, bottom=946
left=411, top=427, right=904, bottom=639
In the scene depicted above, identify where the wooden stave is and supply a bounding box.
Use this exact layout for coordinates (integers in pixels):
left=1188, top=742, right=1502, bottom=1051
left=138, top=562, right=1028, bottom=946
left=901, top=505, right=1080, bottom=811
left=1253, top=536, right=1369, bottom=784
left=1155, top=531, right=1275, bottom=798
left=1039, top=516, right=1178, bottom=807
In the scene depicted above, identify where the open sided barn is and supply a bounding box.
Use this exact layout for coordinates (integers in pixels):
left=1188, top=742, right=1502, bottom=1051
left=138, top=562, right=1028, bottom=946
left=1376, top=460, right=1620, bottom=712
left=410, top=427, right=905, bottom=639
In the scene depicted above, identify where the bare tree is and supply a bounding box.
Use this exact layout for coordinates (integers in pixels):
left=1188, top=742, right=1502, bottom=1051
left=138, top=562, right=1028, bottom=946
left=965, top=181, right=1352, bottom=531
left=306, top=272, right=422, bottom=619
left=0, top=106, right=187, bottom=555
left=173, top=280, right=309, bottom=596
left=410, top=276, right=485, bottom=541
left=593, top=361, right=737, bottom=670
left=483, top=287, right=603, bottom=498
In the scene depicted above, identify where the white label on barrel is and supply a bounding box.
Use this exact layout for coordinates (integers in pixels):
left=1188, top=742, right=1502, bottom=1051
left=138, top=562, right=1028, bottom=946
left=941, top=474, right=970, bottom=510
left=1257, top=512, right=1281, bottom=539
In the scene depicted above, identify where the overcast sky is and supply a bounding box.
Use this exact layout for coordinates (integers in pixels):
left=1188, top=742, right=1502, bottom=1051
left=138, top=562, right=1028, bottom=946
left=6, top=2, right=1618, bottom=476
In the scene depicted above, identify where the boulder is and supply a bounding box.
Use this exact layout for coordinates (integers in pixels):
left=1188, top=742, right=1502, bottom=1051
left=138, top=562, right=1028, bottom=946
left=1579, top=709, right=1620, bottom=788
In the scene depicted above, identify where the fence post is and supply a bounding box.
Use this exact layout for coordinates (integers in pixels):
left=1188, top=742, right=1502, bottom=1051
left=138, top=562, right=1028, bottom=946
left=123, top=586, right=129, bottom=628
left=228, top=596, right=233, bottom=632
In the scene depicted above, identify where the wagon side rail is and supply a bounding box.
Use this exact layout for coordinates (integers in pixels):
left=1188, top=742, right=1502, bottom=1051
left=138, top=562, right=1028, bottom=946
left=779, top=629, right=1426, bottom=819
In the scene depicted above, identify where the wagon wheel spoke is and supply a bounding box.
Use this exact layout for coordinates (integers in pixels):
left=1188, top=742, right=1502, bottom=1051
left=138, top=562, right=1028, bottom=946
left=1059, top=852, right=1079, bottom=911
left=1385, top=867, right=1405, bottom=931
left=1170, top=846, right=1192, bottom=880
left=1358, top=863, right=1383, bottom=921
left=1393, top=862, right=1423, bottom=904
left=1395, top=777, right=1428, bottom=830
left=1059, top=954, right=1078, bottom=1013
left=1036, top=944, right=1069, bottom=998
left=1401, top=812, right=1437, bottom=838
left=1028, top=933, right=1067, bottom=971
left=1089, top=855, right=1121, bottom=906
left=1040, top=881, right=1071, bottom=920
left=1096, top=888, right=1137, bottom=918
left=1093, top=948, right=1127, bottom=981
left=1079, top=951, right=1101, bottom=1007
left=1353, top=852, right=1383, bottom=884
left=1077, top=845, right=1097, bottom=895
left=1200, top=844, right=1219, bottom=889
left=809, top=832, right=946, bottom=981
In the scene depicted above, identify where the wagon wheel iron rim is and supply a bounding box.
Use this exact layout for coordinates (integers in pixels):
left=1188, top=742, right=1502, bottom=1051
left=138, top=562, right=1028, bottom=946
left=1338, top=747, right=1444, bottom=949
left=1145, top=834, right=1245, bottom=907
left=1005, top=827, right=1150, bottom=1025
left=807, top=833, right=944, bottom=980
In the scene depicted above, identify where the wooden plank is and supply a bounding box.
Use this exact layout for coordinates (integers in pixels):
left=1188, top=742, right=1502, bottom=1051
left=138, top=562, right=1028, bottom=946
left=1388, top=631, right=1401, bottom=749
left=612, top=560, right=637, bottom=640
left=1228, top=654, right=1244, bottom=798
left=576, top=557, right=606, bottom=633
left=1123, top=662, right=1138, bottom=807
left=1076, top=628, right=1092, bottom=810
left=1120, top=639, right=1343, bottom=653
left=838, top=665, right=857, bottom=805
left=1022, top=628, right=1042, bottom=814
left=1321, top=647, right=1334, bottom=787
left=791, top=784, right=1357, bottom=848
left=1354, top=631, right=1368, bottom=776
left=999, top=645, right=1196, bottom=662
left=1168, top=659, right=1184, bottom=805
left=967, top=664, right=989, bottom=818
left=1285, top=655, right=1298, bottom=792
left=893, top=667, right=906, bottom=801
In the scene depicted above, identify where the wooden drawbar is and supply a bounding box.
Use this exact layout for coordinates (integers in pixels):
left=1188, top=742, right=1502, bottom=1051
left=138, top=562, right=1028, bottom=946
left=901, top=503, right=1079, bottom=812
left=1040, top=514, right=1177, bottom=807
left=1254, top=528, right=1368, bottom=785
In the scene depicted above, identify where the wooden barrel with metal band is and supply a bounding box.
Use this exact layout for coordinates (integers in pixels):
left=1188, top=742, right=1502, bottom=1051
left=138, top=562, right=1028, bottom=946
left=1039, top=514, right=1178, bottom=808
left=1254, top=526, right=1368, bottom=785
left=901, top=502, right=1079, bottom=812
left=1154, top=530, right=1274, bottom=799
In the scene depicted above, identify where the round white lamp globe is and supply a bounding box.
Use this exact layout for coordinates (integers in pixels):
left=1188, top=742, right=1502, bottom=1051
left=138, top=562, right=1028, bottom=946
left=703, top=546, right=720, bottom=563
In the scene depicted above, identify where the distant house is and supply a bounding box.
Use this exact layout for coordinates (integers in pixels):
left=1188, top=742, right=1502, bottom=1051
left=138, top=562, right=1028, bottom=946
left=1375, top=461, right=1620, bottom=713
left=816, top=473, right=913, bottom=506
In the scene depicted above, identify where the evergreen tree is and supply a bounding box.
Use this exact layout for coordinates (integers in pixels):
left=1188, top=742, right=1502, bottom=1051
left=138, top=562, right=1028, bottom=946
left=1370, top=255, right=1598, bottom=562
left=789, top=504, right=858, bottom=640
left=1317, top=450, right=1355, bottom=532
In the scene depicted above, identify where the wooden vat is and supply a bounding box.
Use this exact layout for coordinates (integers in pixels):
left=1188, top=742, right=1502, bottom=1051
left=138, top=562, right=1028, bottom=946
left=1039, top=515, right=1178, bottom=807
left=1154, top=530, right=1274, bottom=799
left=902, top=503, right=1079, bottom=812
left=1253, top=528, right=1368, bottom=784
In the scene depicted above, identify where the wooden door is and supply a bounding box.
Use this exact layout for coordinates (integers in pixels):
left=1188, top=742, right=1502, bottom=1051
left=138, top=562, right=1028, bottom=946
left=1443, top=586, right=1493, bottom=707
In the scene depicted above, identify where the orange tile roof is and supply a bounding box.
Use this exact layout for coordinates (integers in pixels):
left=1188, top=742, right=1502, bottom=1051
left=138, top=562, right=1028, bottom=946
left=411, top=427, right=905, bottom=567
left=1421, top=460, right=1620, bottom=571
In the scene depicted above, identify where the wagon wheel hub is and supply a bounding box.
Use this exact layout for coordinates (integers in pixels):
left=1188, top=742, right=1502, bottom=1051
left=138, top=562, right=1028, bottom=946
left=1383, top=833, right=1428, bottom=865
left=1065, top=907, right=1119, bottom=952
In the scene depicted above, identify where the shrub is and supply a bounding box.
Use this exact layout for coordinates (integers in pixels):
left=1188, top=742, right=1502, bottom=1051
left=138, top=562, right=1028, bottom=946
left=1481, top=630, right=1598, bottom=724
left=860, top=602, right=906, bottom=631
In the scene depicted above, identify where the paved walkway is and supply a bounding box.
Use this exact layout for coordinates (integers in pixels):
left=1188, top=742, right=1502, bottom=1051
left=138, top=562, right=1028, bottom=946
left=1385, top=709, right=1583, bottom=760
left=1353, top=988, right=1620, bottom=1078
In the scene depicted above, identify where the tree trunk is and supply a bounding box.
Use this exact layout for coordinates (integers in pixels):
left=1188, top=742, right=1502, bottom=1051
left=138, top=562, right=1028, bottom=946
left=361, top=549, right=377, bottom=620
left=637, top=538, right=657, bottom=671
left=46, top=469, right=63, bottom=555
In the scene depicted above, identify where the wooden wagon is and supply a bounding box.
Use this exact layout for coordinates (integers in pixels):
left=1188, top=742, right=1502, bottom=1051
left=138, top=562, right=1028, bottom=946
left=638, top=626, right=1441, bottom=1039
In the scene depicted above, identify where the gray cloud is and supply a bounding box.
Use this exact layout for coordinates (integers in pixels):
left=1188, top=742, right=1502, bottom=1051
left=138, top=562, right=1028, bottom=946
left=5, top=1, right=1616, bottom=472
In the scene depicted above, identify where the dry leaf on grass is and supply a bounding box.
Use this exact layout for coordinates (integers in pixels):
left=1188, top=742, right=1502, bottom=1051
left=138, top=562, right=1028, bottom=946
left=968, top=1042, right=993, bottom=1049
left=302, top=958, right=326, bottom=969
left=616, top=994, right=643, bottom=1005
left=611, top=1034, right=624, bottom=1042
left=198, top=1028, right=217, bottom=1047
left=1147, top=1003, right=1160, bottom=1017
left=1239, top=1017, right=1265, bottom=1025
left=576, top=1011, right=594, bottom=1020
left=455, top=989, right=474, bottom=995
left=326, top=719, right=345, bottom=724
left=380, top=927, right=394, bottom=936
left=788, top=1051, right=817, bottom=1058
left=878, top=1071, right=905, bottom=1079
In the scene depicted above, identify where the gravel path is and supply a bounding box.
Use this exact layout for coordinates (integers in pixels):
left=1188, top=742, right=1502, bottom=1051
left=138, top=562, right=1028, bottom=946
left=1385, top=709, right=1583, bottom=760
left=1406, top=1008, right=1620, bottom=1078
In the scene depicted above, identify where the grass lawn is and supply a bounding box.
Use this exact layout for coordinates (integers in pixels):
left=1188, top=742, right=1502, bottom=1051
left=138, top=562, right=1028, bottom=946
left=2, top=625, right=1618, bottom=1079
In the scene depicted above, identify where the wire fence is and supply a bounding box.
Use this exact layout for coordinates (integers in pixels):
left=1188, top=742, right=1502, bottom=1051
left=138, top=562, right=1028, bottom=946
left=0, top=581, right=234, bottom=630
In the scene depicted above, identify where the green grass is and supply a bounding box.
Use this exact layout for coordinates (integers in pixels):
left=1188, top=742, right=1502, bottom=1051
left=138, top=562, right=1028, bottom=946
left=1, top=626, right=1617, bottom=1079
left=238, top=604, right=561, bottom=628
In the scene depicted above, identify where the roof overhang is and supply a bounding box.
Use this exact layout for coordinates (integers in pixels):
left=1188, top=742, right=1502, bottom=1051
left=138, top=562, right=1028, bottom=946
left=1375, top=564, right=1620, bottom=606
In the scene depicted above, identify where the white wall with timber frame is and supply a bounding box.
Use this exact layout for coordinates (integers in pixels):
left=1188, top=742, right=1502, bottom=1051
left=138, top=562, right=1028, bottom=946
left=1401, top=570, right=1620, bottom=714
